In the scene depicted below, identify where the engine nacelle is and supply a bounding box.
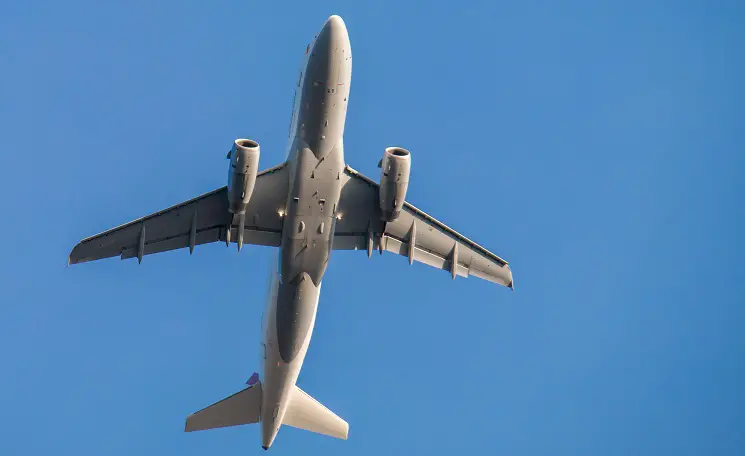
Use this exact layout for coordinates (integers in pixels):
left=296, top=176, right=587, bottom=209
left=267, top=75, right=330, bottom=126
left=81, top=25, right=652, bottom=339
left=378, top=146, right=411, bottom=222
left=227, top=139, right=260, bottom=214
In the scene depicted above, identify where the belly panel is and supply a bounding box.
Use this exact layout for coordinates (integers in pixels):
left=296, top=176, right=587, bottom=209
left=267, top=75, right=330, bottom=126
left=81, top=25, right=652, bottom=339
left=275, top=272, right=320, bottom=363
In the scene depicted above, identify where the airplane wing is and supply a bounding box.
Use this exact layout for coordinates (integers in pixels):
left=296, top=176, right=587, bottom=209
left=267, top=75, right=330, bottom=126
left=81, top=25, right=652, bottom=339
left=333, top=166, right=514, bottom=289
left=69, top=163, right=290, bottom=265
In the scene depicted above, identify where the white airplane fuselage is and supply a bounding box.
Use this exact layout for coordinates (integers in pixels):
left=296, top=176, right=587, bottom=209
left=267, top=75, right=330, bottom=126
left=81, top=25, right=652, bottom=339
left=68, top=12, right=515, bottom=452
left=258, top=15, right=352, bottom=449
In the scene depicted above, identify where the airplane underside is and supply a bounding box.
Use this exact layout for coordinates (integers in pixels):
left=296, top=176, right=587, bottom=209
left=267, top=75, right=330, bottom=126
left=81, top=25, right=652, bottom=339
left=68, top=14, right=513, bottom=451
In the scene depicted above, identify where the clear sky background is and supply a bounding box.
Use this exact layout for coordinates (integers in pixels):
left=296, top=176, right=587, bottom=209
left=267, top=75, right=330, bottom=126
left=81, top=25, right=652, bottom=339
left=1, top=0, right=743, bottom=455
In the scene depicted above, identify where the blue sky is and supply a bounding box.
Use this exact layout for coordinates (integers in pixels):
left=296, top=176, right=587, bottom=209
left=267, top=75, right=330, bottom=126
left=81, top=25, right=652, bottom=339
left=1, top=0, right=743, bottom=454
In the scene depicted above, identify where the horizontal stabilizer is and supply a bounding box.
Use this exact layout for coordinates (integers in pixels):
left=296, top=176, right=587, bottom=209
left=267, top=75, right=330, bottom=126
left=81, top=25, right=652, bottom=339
left=283, top=385, right=349, bottom=440
left=185, top=380, right=262, bottom=432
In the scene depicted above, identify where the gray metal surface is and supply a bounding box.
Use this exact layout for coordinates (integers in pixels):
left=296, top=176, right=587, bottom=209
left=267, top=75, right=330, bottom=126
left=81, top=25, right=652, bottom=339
left=69, top=13, right=513, bottom=451
left=185, top=382, right=262, bottom=432
left=68, top=163, right=289, bottom=264
left=378, top=147, right=411, bottom=222
left=275, top=272, right=320, bottom=363
left=335, top=166, right=514, bottom=288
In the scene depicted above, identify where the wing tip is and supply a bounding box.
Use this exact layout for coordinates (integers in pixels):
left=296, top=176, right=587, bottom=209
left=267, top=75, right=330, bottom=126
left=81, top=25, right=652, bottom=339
left=184, top=415, right=198, bottom=432
left=68, top=243, right=82, bottom=266
left=68, top=240, right=96, bottom=266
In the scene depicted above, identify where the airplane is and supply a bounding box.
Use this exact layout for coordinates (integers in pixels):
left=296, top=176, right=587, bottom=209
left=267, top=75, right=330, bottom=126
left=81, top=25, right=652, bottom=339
left=68, top=14, right=514, bottom=450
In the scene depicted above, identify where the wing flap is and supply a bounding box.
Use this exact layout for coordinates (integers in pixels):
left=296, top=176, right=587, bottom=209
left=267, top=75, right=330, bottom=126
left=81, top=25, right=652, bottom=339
left=221, top=226, right=282, bottom=247
left=119, top=227, right=222, bottom=260
left=328, top=233, right=366, bottom=250
left=382, top=234, right=470, bottom=277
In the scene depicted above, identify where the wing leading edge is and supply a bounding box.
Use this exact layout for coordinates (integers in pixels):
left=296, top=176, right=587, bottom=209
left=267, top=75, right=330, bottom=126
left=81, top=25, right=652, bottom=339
left=333, top=165, right=513, bottom=289
left=69, top=163, right=290, bottom=265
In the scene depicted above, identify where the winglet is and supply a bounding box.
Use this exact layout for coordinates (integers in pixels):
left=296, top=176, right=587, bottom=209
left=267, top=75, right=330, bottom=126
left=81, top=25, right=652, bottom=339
left=246, top=372, right=259, bottom=386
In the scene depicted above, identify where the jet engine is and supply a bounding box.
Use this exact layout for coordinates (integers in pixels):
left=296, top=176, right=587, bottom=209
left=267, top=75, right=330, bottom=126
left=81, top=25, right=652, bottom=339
left=227, top=139, right=260, bottom=214
left=378, top=146, right=411, bottom=222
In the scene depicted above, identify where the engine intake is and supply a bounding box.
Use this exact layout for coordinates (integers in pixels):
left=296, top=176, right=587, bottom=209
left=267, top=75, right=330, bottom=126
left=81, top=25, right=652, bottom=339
left=378, top=146, right=411, bottom=222
left=227, top=139, right=260, bottom=214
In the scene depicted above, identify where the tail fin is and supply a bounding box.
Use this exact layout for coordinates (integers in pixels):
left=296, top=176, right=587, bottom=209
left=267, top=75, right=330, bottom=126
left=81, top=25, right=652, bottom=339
left=185, top=376, right=262, bottom=432
left=283, top=385, right=349, bottom=440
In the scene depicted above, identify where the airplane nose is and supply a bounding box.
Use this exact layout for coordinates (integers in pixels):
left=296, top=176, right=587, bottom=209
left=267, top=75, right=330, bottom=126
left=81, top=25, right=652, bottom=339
left=319, top=14, right=348, bottom=48
left=307, top=14, right=349, bottom=77
left=325, top=15, right=346, bottom=34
